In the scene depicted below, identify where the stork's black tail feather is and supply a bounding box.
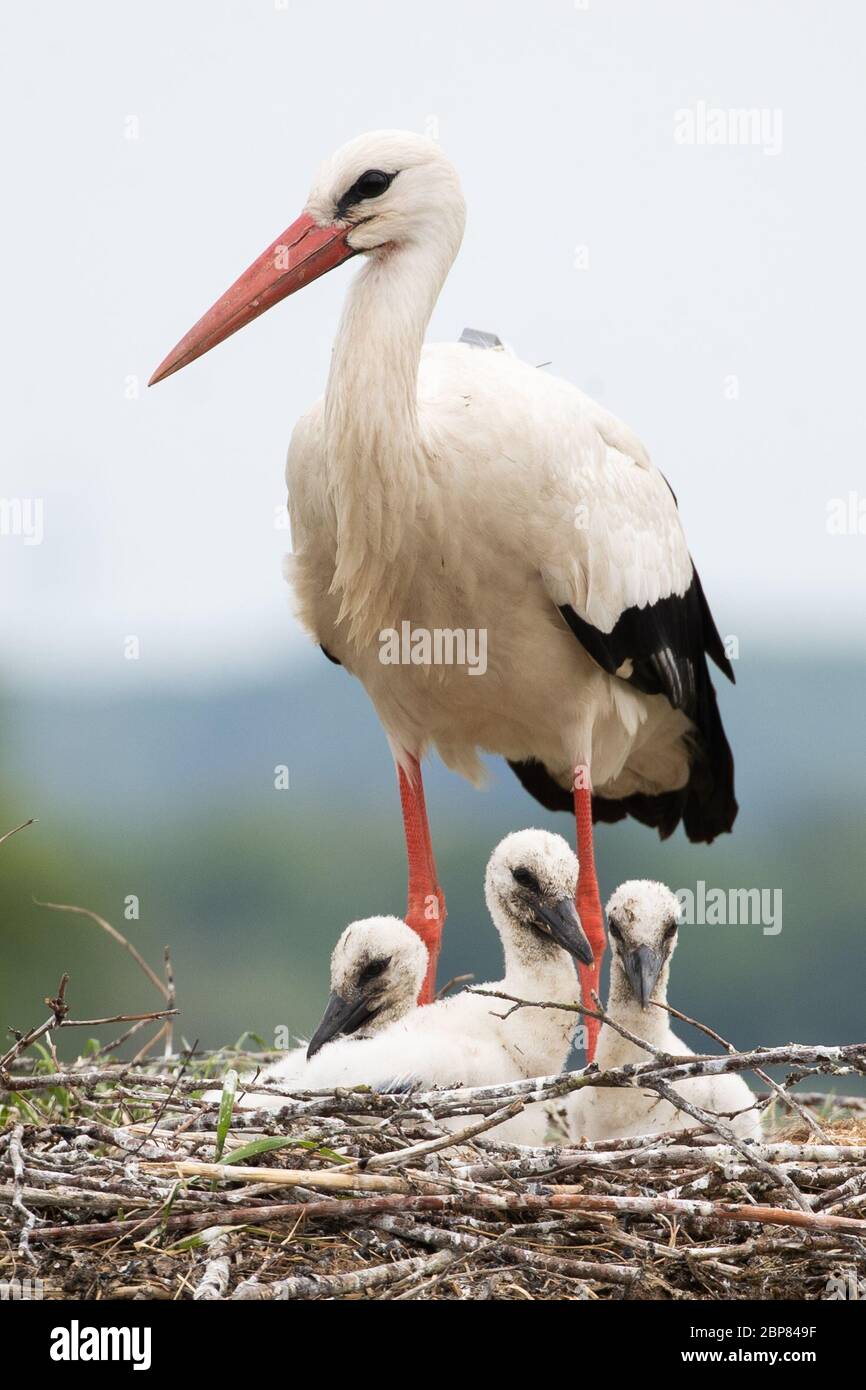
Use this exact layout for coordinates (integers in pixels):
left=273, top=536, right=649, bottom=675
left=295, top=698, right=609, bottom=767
left=593, top=666, right=737, bottom=843
left=508, top=674, right=736, bottom=844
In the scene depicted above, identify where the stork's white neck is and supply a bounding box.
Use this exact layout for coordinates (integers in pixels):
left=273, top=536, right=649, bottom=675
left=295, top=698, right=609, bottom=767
left=495, top=921, right=581, bottom=1075
left=322, top=236, right=456, bottom=640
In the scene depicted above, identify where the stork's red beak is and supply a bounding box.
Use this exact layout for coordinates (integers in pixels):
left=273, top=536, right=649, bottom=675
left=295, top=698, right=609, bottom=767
left=148, top=212, right=356, bottom=386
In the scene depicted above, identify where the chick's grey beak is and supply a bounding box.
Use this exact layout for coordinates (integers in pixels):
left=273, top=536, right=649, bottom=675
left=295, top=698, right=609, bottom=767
left=533, top=896, right=594, bottom=966
left=624, top=946, right=663, bottom=1008
left=306, top=992, right=377, bottom=1059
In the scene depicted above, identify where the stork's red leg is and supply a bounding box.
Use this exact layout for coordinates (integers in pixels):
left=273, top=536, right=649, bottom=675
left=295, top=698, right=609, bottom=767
left=397, top=755, right=445, bottom=1004
left=574, top=772, right=606, bottom=1062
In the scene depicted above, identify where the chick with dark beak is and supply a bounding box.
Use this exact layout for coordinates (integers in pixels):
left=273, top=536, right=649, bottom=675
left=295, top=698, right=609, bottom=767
left=622, top=944, right=664, bottom=1008
left=307, top=991, right=379, bottom=1058
left=564, top=880, right=763, bottom=1142
left=528, top=892, right=594, bottom=967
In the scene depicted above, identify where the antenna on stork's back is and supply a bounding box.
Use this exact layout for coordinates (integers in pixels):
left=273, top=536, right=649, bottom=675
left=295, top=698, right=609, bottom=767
left=459, top=327, right=503, bottom=349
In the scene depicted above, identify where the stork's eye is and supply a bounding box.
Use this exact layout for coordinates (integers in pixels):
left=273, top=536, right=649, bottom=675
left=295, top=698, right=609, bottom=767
left=339, top=169, right=394, bottom=210
left=336, top=169, right=397, bottom=219
left=355, top=169, right=393, bottom=199
left=359, top=956, right=390, bottom=986
left=512, top=866, right=540, bottom=894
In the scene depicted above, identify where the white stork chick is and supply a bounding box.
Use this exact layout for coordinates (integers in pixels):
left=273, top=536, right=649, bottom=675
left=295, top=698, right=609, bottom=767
left=565, top=882, right=761, bottom=1141
left=277, top=830, right=592, bottom=1144
left=206, top=916, right=426, bottom=1109
left=304, top=914, right=429, bottom=1058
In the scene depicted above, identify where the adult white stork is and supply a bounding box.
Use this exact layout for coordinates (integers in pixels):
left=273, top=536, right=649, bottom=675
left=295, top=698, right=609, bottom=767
left=150, top=130, right=736, bottom=1058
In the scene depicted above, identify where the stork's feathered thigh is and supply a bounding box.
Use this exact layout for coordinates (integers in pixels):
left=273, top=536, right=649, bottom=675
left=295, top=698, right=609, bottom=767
left=287, top=341, right=733, bottom=837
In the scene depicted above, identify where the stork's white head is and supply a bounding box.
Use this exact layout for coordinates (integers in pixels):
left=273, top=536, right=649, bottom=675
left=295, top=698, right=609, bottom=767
left=605, top=881, right=682, bottom=1009
left=305, top=130, right=466, bottom=257
left=150, top=130, right=465, bottom=385
left=485, top=829, right=593, bottom=971
left=306, top=915, right=427, bottom=1059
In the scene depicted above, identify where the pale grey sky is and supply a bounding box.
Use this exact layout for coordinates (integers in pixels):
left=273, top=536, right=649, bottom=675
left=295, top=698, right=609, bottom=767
left=2, top=0, right=864, bottom=690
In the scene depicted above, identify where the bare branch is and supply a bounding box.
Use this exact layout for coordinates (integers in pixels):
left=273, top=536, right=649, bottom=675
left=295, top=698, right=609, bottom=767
left=0, top=818, right=35, bottom=848
left=654, top=999, right=829, bottom=1141
left=33, top=899, right=169, bottom=1001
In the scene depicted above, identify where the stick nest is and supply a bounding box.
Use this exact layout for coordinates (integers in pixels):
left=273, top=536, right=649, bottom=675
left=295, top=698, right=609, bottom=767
left=3, top=1038, right=866, bottom=1301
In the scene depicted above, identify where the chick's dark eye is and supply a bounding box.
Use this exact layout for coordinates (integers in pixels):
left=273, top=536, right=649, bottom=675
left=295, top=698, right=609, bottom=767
left=608, top=922, right=623, bottom=944
left=663, top=923, right=678, bottom=942
left=359, top=956, right=390, bottom=986
left=512, top=866, right=540, bottom=894
left=355, top=169, right=393, bottom=199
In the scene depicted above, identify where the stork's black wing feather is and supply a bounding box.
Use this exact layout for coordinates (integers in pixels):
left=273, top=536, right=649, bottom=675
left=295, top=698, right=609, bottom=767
left=557, top=566, right=734, bottom=711
left=509, top=563, right=737, bottom=843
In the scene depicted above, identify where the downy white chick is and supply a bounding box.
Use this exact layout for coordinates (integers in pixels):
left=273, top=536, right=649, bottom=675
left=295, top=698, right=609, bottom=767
left=565, top=881, right=761, bottom=1141
left=205, top=916, right=427, bottom=1107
